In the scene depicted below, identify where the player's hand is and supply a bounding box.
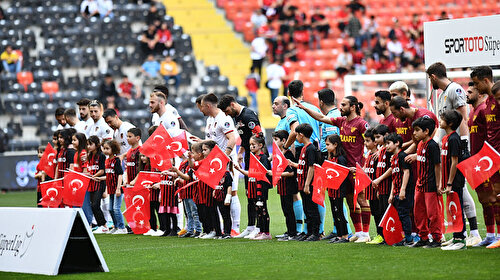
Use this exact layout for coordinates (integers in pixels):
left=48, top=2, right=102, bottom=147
left=445, top=185, right=452, bottom=194
left=388, top=194, right=394, bottom=204
left=267, top=170, right=272, bottom=176
left=405, top=154, right=417, bottom=163
left=189, top=135, right=201, bottom=142
left=116, top=189, right=121, bottom=197
left=349, top=167, right=356, bottom=173
left=291, top=97, right=303, bottom=108
left=399, top=190, right=405, bottom=200
left=372, top=178, right=380, bottom=188
left=304, top=185, right=310, bottom=194
left=238, top=154, right=243, bottom=164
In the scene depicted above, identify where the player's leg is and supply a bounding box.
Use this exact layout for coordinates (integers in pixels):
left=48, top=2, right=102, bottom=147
left=357, top=191, right=371, bottom=242
left=293, top=194, right=305, bottom=234
left=230, top=167, right=241, bottom=234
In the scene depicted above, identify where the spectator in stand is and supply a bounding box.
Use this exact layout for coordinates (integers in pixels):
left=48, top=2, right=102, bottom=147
left=81, top=0, right=100, bottom=19
left=347, top=0, right=365, bottom=13
left=360, top=14, right=378, bottom=49
left=141, top=54, right=161, bottom=79
left=251, top=9, right=268, bottom=34
left=140, top=24, right=160, bottom=57
left=1, top=45, right=21, bottom=73
left=372, top=36, right=388, bottom=61
left=408, top=14, right=423, bottom=43
left=346, top=11, right=362, bottom=49
left=160, top=56, right=180, bottom=91
left=388, top=18, right=405, bottom=45
left=335, top=46, right=353, bottom=77
left=250, top=32, right=267, bottom=78
left=146, top=4, right=162, bottom=27
left=99, top=73, right=120, bottom=109
left=336, top=6, right=350, bottom=35
left=157, top=22, right=175, bottom=57
left=310, top=7, right=330, bottom=49
left=266, top=59, right=286, bottom=103
left=118, top=75, right=140, bottom=100
left=438, top=11, right=449, bottom=20
left=245, top=68, right=260, bottom=112
left=283, top=42, right=297, bottom=62
left=97, top=0, right=114, bottom=19
left=387, top=34, right=403, bottom=61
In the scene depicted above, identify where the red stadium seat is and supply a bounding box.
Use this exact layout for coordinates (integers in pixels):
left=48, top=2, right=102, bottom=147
left=42, top=81, right=59, bottom=95
left=17, top=71, right=34, bottom=91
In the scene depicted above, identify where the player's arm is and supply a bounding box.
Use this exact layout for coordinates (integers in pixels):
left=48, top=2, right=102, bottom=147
left=237, top=146, right=245, bottom=164
left=435, top=162, right=442, bottom=194
left=291, top=97, right=333, bottom=125
left=179, top=117, right=188, bottom=131
left=402, top=139, right=414, bottom=149
left=456, top=105, right=469, bottom=138
left=304, top=164, right=315, bottom=194
left=372, top=167, right=392, bottom=187
left=445, top=155, right=459, bottom=193
left=284, top=121, right=298, bottom=149
left=400, top=168, right=410, bottom=200
left=388, top=181, right=395, bottom=204
left=233, top=162, right=249, bottom=177
left=225, top=130, right=237, bottom=156
left=170, top=166, right=191, bottom=181
left=116, top=174, right=123, bottom=196
left=54, top=165, right=59, bottom=179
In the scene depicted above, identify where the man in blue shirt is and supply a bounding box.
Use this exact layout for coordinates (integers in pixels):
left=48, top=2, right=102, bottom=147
left=141, top=54, right=160, bottom=78
left=317, top=88, right=340, bottom=157
left=273, top=96, right=291, bottom=132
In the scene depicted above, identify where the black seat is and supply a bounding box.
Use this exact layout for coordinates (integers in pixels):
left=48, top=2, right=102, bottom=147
left=21, top=115, right=38, bottom=126
left=206, top=65, right=220, bottom=77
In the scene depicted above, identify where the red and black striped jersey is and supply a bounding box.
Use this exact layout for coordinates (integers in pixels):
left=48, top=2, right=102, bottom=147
left=247, top=153, right=271, bottom=199
left=416, top=138, right=441, bottom=192
left=126, top=146, right=141, bottom=183
left=105, top=157, right=123, bottom=194
left=197, top=180, right=214, bottom=207
left=441, top=132, right=465, bottom=189
left=57, top=147, right=75, bottom=178
left=177, top=160, right=194, bottom=200
left=149, top=166, right=160, bottom=202
left=375, top=147, right=392, bottom=195
left=391, top=150, right=411, bottom=195
left=214, top=171, right=233, bottom=201
left=277, top=150, right=298, bottom=196
left=72, top=149, right=87, bottom=173
left=327, top=155, right=348, bottom=199
left=297, top=143, right=319, bottom=191
left=160, top=174, right=177, bottom=207
left=87, top=152, right=105, bottom=192
left=363, top=151, right=378, bottom=200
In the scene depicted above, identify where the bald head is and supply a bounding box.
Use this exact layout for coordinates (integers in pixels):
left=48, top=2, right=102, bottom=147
left=272, top=96, right=290, bottom=117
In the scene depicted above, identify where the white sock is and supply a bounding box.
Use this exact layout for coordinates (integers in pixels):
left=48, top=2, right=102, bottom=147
left=362, top=232, right=369, bottom=237
left=470, top=229, right=480, bottom=237
left=101, top=198, right=112, bottom=223
left=177, top=201, right=184, bottom=230
left=411, top=232, right=417, bottom=237
left=246, top=226, right=255, bottom=232
left=486, top=233, right=495, bottom=238
left=230, top=196, right=241, bottom=231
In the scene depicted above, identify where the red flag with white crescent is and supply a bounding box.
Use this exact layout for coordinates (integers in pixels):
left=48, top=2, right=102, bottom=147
left=123, top=187, right=151, bottom=234
left=312, top=164, right=326, bottom=207
left=38, top=178, right=64, bottom=207
left=322, top=160, right=350, bottom=190
left=62, top=170, right=91, bottom=207
left=353, top=163, right=371, bottom=209
left=172, top=130, right=189, bottom=155
left=37, top=143, right=57, bottom=179
left=457, top=141, right=500, bottom=189
left=272, top=141, right=287, bottom=187
left=194, top=145, right=230, bottom=189
left=379, top=204, right=404, bottom=245
left=133, top=171, right=162, bottom=190
left=438, top=194, right=446, bottom=233
left=140, top=125, right=175, bottom=171
left=445, top=191, right=464, bottom=233
left=249, top=153, right=270, bottom=184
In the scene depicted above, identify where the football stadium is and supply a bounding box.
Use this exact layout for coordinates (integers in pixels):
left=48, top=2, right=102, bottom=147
left=0, top=0, right=499, bottom=278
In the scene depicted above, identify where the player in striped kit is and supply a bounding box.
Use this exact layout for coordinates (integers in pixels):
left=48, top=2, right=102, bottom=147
left=362, top=129, right=380, bottom=244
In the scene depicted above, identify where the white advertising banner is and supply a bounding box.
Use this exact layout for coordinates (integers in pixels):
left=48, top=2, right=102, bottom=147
left=0, top=208, right=108, bottom=276
left=424, top=14, right=500, bottom=68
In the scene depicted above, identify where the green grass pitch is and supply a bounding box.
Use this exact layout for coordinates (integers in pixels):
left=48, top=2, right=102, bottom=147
left=0, top=185, right=499, bottom=279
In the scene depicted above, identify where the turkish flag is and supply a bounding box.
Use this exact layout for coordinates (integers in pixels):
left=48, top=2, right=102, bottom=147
left=172, top=130, right=189, bottom=155
left=322, top=160, right=350, bottom=190
left=140, top=125, right=175, bottom=171
left=62, top=170, right=91, bottom=207
left=445, top=192, right=464, bottom=233
left=312, top=164, right=326, bottom=207
left=123, top=187, right=151, bottom=234
left=353, top=163, right=371, bottom=209
left=438, top=195, right=446, bottom=233
left=133, top=171, right=162, bottom=190
left=379, top=204, right=404, bottom=245
left=38, top=178, right=64, bottom=207
left=194, top=145, right=230, bottom=189
left=37, top=143, right=57, bottom=179
left=272, top=141, right=287, bottom=187
left=457, top=142, right=500, bottom=189
left=249, top=153, right=270, bottom=184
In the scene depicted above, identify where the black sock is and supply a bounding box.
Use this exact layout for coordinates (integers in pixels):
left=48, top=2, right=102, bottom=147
left=468, top=216, right=478, bottom=231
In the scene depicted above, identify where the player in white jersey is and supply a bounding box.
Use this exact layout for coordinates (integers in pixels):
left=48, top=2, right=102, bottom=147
left=103, top=108, right=138, bottom=155
left=64, top=108, right=87, bottom=134
left=77, top=98, right=95, bottom=137
left=88, top=100, right=113, bottom=141
left=427, top=62, right=480, bottom=246
left=198, top=93, right=241, bottom=235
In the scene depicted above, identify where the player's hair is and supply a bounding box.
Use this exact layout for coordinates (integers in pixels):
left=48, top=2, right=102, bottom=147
left=89, top=99, right=103, bottom=109
left=440, top=109, right=463, bottom=131
left=191, top=142, right=203, bottom=153
left=38, top=145, right=46, bottom=153
left=76, top=98, right=91, bottom=106
left=59, top=129, right=74, bottom=148
left=287, top=80, right=303, bottom=98
left=217, top=94, right=236, bottom=111
left=374, top=90, right=391, bottom=102
left=272, top=130, right=289, bottom=141
left=55, top=107, right=65, bottom=117
left=318, top=88, right=335, bottom=105
left=195, top=94, right=205, bottom=105
left=364, top=128, right=375, bottom=141
left=389, top=96, right=410, bottom=110
left=87, top=136, right=101, bottom=157
left=153, top=85, right=169, bottom=98
left=326, top=134, right=346, bottom=158
left=148, top=125, right=158, bottom=136
left=138, top=153, right=150, bottom=172
left=295, top=123, right=313, bottom=138
left=102, top=139, right=121, bottom=156
left=374, top=124, right=390, bottom=136
left=384, top=133, right=403, bottom=147
left=492, top=81, right=500, bottom=95
left=426, top=62, right=447, bottom=78
left=202, top=93, right=218, bottom=105
left=280, top=97, right=290, bottom=108
left=102, top=108, right=118, bottom=119
left=128, top=127, right=142, bottom=138
left=150, top=90, right=167, bottom=102
left=388, top=81, right=411, bottom=98
left=202, top=139, right=217, bottom=151
left=73, top=132, right=87, bottom=165
left=468, top=81, right=474, bottom=87
left=250, top=134, right=266, bottom=149
left=412, top=116, right=436, bottom=135
left=345, top=96, right=363, bottom=115
left=53, top=130, right=61, bottom=150
left=64, top=108, right=77, bottom=118
left=470, top=65, right=493, bottom=82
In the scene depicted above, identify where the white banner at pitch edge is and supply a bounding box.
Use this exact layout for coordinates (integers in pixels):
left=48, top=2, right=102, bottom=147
left=0, top=208, right=108, bottom=276
left=424, top=14, right=500, bottom=68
